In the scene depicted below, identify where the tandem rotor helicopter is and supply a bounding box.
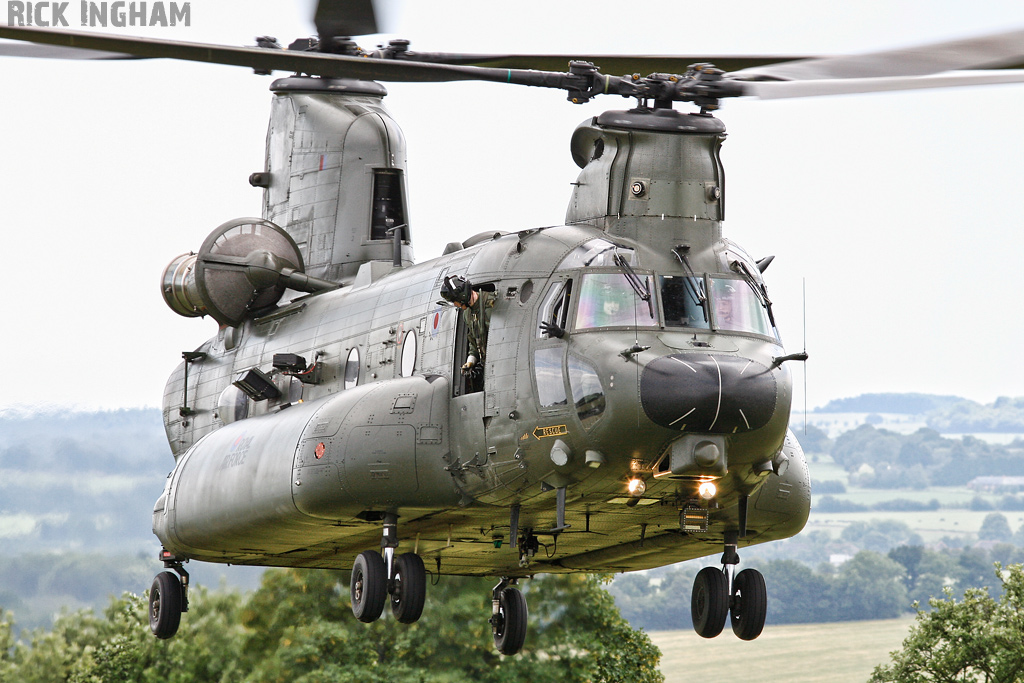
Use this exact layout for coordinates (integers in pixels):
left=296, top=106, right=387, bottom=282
left=4, top=0, right=1024, bottom=657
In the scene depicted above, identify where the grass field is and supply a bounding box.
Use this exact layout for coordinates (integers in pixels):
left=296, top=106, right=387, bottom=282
left=650, top=618, right=915, bottom=683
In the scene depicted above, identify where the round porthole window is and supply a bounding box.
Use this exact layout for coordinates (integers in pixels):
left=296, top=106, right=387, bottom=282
left=344, top=347, right=360, bottom=389
left=216, top=384, right=249, bottom=424
left=400, top=330, right=417, bottom=377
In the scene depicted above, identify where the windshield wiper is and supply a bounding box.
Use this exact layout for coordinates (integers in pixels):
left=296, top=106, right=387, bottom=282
left=673, top=246, right=708, bottom=323
left=613, top=252, right=654, bottom=319
left=731, top=260, right=777, bottom=327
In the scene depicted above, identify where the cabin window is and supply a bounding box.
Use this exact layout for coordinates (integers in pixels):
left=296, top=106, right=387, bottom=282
left=533, top=347, right=567, bottom=408
left=399, top=330, right=417, bottom=376
left=344, top=347, right=360, bottom=389
left=557, top=239, right=636, bottom=270
left=574, top=273, right=657, bottom=329
left=216, top=385, right=249, bottom=424
left=567, top=355, right=605, bottom=428
left=660, top=275, right=711, bottom=329
left=285, top=376, right=303, bottom=403
left=710, top=277, right=773, bottom=336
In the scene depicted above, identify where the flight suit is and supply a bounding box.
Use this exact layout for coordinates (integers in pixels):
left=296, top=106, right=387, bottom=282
left=465, top=290, right=495, bottom=368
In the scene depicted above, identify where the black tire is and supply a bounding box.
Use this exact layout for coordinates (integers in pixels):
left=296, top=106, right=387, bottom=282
left=730, top=568, right=767, bottom=640
left=390, top=553, right=426, bottom=624
left=149, top=571, right=182, bottom=639
left=691, top=566, right=728, bottom=638
left=493, top=586, right=528, bottom=656
left=351, top=550, right=387, bottom=623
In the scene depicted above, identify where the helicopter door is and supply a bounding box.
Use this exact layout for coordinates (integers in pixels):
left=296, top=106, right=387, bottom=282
left=449, top=302, right=487, bottom=475
left=452, top=307, right=479, bottom=397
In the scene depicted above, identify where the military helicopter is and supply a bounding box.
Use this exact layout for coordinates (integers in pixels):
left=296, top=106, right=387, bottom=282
left=4, top=1, right=1024, bottom=657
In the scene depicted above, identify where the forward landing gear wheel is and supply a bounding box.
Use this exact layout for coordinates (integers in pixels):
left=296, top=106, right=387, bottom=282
left=730, top=568, right=767, bottom=640
left=351, top=550, right=387, bottom=623
left=691, top=566, right=729, bottom=638
left=390, top=553, right=426, bottom=624
left=149, top=571, right=182, bottom=639
left=493, top=586, right=528, bottom=655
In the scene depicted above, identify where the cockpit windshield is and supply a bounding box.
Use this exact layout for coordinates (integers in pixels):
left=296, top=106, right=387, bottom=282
left=709, top=277, right=774, bottom=336
left=575, top=273, right=658, bottom=329
left=660, top=275, right=710, bottom=329
left=661, top=274, right=775, bottom=337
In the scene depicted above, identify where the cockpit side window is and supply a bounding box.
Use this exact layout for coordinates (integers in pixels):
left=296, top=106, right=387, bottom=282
left=537, top=279, right=573, bottom=339
left=574, top=273, right=658, bottom=330
left=710, top=277, right=773, bottom=336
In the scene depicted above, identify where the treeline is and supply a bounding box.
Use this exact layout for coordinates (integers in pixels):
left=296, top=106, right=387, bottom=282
left=814, top=393, right=1024, bottom=433
left=0, top=570, right=663, bottom=683
left=804, top=423, right=1024, bottom=488
left=816, top=494, right=1024, bottom=513
left=0, top=408, right=170, bottom=555
left=0, top=553, right=264, bottom=633
left=609, top=541, right=1024, bottom=631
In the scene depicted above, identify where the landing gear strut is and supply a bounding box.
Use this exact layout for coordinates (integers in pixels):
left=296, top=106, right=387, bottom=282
left=150, top=550, right=189, bottom=639
left=350, top=513, right=427, bottom=624
left=690, top=531, right=766, bottom=640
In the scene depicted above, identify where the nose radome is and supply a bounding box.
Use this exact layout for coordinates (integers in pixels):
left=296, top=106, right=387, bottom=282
left=640, top=354, right=777, bottom=433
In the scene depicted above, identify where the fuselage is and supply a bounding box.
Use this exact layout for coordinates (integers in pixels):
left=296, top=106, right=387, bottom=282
left=153, top=222, right=809, bottom=576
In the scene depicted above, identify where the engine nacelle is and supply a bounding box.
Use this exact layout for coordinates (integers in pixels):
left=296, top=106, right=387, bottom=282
left=161, top=217, right=336, bottom=327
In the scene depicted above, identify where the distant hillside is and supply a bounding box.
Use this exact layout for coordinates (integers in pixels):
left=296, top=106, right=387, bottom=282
left=0, top=408, right=170, bottom=555
left=814, top=393, right=1024, bottom=433
left=815, top=393, right=966, bottom=415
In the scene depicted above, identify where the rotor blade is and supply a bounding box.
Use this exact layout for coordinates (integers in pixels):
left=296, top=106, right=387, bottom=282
left=742, top=70, right=1024, bottom=99
left=732, top=27, right=1024, bottom=82
left=0, top=26, right=513, bottom=82
left=0, top=41, right=136, bottom=60
left=314, top=0, right=379, bottom=39
left=399, top=53, right=812, bottom=75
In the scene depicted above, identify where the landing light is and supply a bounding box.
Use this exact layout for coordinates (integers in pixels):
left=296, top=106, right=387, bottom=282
left=698, top=481, right=717, bottom=500
left=627, top=478, right=646, bottom=496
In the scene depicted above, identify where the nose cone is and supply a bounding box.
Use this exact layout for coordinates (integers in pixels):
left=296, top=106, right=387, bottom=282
left=640, top=354, right=777, bottom=433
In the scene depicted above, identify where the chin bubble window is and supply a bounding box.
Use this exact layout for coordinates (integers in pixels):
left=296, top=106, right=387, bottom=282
left=533, top=347, right=568, bottom=408
left=568, top=355, right=605, bottom=428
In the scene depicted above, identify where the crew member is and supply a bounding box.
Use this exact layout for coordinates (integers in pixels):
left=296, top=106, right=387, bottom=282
left=440, top=275, right=495, bottom=382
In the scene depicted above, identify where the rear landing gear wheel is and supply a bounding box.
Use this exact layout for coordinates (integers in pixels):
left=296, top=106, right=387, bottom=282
left=492, top=586, right=528, bottom=655
left=390, top=553, right=426, bottom=624
left=351, top=550, right=387, bottom=623
left=730, top=568, right=767, bottom=640
left=691, top=566, right=728, bottom=638
left=149, top=571, right=182, bottom=639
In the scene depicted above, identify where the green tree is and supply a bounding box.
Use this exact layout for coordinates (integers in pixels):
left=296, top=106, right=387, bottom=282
left=1, top=587, right=246, bottom=683
left=979, top=512, right=1013, bottom=542
left=242, top=569, right=663, bottom=683
left=0, top=611, right=15, bottom=681
left=870, top=564, right=1024, bottom=683
left=1, top=569, right=661, bottom=683
left=832, top=551, right=909, bottom=621
left=759, top=559, right=836, bottom=623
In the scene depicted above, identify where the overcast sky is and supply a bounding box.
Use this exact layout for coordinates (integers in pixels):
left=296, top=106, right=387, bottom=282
left=2, top=0, right=1023, bottom=414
